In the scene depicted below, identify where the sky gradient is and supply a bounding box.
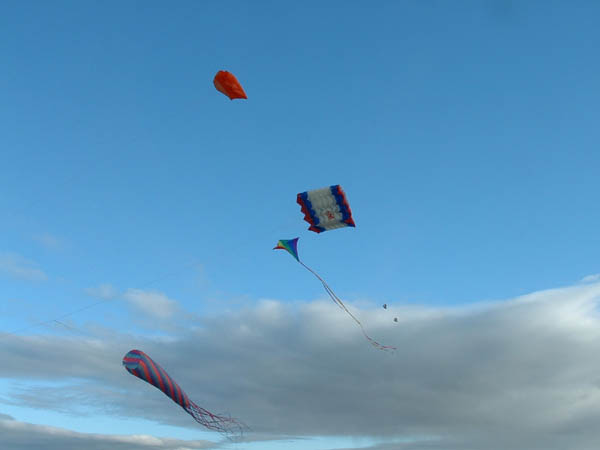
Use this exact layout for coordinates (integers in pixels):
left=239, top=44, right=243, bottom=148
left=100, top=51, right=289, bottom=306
left=2, top=1, right=600, bottom=449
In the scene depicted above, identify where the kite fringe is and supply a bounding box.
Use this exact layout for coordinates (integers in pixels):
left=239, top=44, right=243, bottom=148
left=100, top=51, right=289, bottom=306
left=186, top=402, right=248, bottom=437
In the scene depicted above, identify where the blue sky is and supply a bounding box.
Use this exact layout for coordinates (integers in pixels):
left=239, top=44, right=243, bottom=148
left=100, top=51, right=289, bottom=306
left=2, top=1, right=600, bottom=449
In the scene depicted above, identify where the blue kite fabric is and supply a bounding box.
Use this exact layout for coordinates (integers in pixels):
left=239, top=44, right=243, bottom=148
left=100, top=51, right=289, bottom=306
left=123, top=349, right=243, bottom=435
left=297, top=185, right=356, bottom=233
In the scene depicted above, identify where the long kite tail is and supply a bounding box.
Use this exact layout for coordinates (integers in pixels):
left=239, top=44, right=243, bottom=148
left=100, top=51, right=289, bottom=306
left=186, top=401, right=246, bottom=436
left=298, top=261, right=396, bottom=352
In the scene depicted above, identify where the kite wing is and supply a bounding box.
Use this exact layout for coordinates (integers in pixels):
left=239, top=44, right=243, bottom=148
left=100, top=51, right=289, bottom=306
left=297, top=185, right=355, bottom=233
left=213, top=70, right=247, bottom=100
left=123, top=349, right=243, bottom=434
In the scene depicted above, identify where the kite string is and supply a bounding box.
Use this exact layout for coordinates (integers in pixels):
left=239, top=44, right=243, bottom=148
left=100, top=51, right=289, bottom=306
left=4, top=212, right=303, bottom=340
left=298, top=260, right=396, bottom=352
left=0, top=260, right=202, bottom=340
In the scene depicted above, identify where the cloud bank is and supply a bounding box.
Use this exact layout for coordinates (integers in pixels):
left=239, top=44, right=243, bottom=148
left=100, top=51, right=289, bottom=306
left=2, top=282, right=600, bottom=449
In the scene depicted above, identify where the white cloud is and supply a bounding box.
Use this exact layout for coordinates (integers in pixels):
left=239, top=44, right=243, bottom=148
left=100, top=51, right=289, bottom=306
left=122, top=289, right=179, bottom=319
left=0, top=252, right=48, bottom=281
left=0, top=414, right=216, bottom=450
left=1, top=282, right=600, bottom=449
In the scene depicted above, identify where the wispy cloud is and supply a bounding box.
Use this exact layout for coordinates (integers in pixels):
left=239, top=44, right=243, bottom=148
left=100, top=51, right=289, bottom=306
left=1, top=282, right=600, bottom=449
left=85, top=284, right=119, bottom=300
left=0, top=252, right=48, bottom=282
left=122, top=289, right=179, bottom=319
left=581, top=273, right=600, bottom=283
left=0, top=414, right=216, bottom=450
left=32, top=232, right=64, bottom=251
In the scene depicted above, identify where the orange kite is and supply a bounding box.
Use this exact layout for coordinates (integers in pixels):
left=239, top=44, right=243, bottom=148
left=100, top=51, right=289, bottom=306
left=213, top=70, right=247, bottom=100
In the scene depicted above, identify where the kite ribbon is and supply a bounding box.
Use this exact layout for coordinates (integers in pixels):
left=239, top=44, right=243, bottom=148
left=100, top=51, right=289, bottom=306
left=275, top=239, right=396, bottom=352
left=299, top=261, right=396, bottom=351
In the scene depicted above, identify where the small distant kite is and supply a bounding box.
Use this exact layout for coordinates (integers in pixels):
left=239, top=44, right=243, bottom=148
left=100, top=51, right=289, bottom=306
left=297, top=185, right=356, bottom=233
left=123, top=349, right=243, bottom=435
left=394, top=317, right=398, bottom=323
left=274, top=238, right=395, bottom=351
left=382, top=304, right=387, bottom=309
left=213, top=70, right=247, bottom=100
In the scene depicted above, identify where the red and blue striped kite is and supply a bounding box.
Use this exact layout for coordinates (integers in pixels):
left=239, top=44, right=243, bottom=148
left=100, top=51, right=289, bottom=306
left=122, top=349, right=243, bottom=434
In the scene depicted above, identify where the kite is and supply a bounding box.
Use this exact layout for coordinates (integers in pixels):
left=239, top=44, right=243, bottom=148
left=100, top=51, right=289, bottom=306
left=297, top=185, right=356, bottom=233
left=213, top=70, right=247, bottom=100
left=274, top=238, right=395, bottom=351
left=123, top=349, right=243, bottom=435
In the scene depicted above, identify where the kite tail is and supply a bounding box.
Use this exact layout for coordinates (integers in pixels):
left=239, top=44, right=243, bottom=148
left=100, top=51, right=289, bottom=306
left=298, top=261, right=396, bottom=352
left=186, top=401, right=246, bottom=436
